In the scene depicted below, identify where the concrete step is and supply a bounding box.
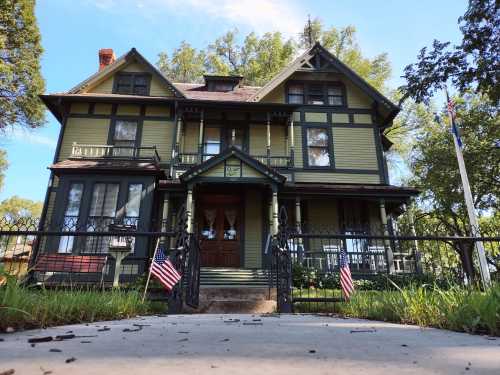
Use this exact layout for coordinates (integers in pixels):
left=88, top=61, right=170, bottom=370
left=198, top=300, right=277, bottom=314
left=200, top=267, right=273, bottom=288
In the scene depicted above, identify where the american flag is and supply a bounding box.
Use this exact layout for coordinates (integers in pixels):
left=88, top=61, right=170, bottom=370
left=447, top=98, right=463, bottom=148
left=150, top=247, right=181, bottom=291
left=340, top=248, right=354, bottom=301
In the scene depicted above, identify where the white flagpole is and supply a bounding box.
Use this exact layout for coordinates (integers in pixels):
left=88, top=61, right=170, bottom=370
left=444, top=87, right=491, bottom=288
left=142, top=237, right=161, bottom=303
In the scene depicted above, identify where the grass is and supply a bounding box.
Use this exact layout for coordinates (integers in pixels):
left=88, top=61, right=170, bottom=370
left=294, top=283, right=500, bottom=336
left=0, top=277, right=166, bottom=331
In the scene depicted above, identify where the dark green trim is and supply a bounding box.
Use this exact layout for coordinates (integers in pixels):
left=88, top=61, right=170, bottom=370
left=373, top=127, right=388, bottom=184
left=67, top=113, right=173, bottom=121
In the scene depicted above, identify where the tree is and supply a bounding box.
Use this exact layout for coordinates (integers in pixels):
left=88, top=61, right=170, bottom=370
left=406, top=93, right=499, bottom=279
left=0, top=0, right=45, bottom=130
left=156, top=20, right=391, bottom=89
left=400, top=0, right=499, bottom=104
left=299, top=19, right=391, bottom=91
left=0, top=150, right=7, bottom=191
left=0, top=195, right=42, bottom=221
left=157, top=41, right=206, bottom=83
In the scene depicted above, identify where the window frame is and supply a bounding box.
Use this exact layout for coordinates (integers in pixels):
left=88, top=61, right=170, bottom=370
left=302, top=125, right=334, bottom=169
left=112, top=72, right=152, bottom=96
left=58, top=181, right=85, bottom=254
left=287, top=83, right=305, bottom=104
left=286, top=81, right=346, bottom=108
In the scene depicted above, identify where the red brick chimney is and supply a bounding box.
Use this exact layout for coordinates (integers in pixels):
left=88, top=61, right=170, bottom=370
left=98, top=48, right=116, bottom=70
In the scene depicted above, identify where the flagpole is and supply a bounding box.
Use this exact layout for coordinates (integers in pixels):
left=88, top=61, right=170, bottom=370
left=142, top=237, right=161, bottom=303
left=444, top=87, right=491, bottom=288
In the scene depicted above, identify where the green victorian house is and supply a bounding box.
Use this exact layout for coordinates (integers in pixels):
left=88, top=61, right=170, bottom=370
left=39, top=43, right=418, bottom=285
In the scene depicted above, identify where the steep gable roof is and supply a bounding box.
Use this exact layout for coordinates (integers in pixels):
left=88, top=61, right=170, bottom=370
left=248, top=42, right=399, bottom=124
left=67, top=48, right=185, bottom=98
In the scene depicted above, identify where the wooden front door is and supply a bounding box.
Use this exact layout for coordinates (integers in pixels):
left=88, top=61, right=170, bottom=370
left=198, top=195, right=241, bottom=268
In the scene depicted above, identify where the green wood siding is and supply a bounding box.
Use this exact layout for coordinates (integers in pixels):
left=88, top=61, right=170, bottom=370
left=116, top=104, right=141, bottom=116
left=182, top=122, right=198, bottom=154
left=332, top=127, right=379, bottom=170
left=271, top=126, right=287, bottom=156
left=70, top=103, right=89, bottom=114
left=201, top=163, right=224, bottom=177
left=332, top=113, right=349, bottom=123
left=305, top=112, right=327, bottom=123
left=249, top=126, right=266, bottom=155
left=141, top=120, right=174, bottom=162
left=294, top=172, right=380, bottom=184
left=244, top=189, right=262, bottom=268
left=242, top=164, right=264, bottom=178
left=94, top=103, right=112, bottom=115
left=353, top=114, right=372, bottom=124
left=293, top=125, right=303, bottom=168
left=145, top=105, right=171, bottom=117
left=307, top=199, right=340, bottom=231
left=58, top=118, right=110, bottom=161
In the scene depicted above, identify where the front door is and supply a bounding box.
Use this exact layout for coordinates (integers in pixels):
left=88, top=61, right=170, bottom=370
left=198, top=195, right=241, bottom=267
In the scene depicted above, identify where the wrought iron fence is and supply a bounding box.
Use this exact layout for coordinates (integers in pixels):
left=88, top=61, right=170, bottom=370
left=0, top=210, right=201, bottom=312
left=272, top=208, right=500, bottom=313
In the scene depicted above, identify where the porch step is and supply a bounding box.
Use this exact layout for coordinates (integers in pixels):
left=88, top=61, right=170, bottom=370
left=200, top=267, right=272, bottom=288
left=185, top=287, right=277, bottom=314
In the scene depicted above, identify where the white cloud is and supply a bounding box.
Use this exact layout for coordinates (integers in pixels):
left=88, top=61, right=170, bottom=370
left=84, top=0, right=305, bottom=37
left=4, top=128, right=57, bottom=149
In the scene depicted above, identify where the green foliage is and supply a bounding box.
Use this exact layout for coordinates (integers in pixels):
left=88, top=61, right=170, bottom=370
left=0, top=0, right=45, bottom=130
left=0, top=278, right=165, bottom=331
left=401, top=0, right=499, bottom=104
left=0, top=195, right=42, bottom=221
left=0, top=150, right=7, bottom=192
left=156, top=20, right=391, bottom=90
left=299, top=19, right=391, bottom=91
left=336, top=284, right=500, bottom=336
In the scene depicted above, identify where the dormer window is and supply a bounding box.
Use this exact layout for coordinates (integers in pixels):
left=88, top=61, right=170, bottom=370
left=204, top=75, right=243, bottom=92
left=114, top=73, right=151, bottom=95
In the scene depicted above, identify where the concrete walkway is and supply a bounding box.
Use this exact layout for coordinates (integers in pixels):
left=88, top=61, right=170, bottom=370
left=1, top=314, right=499, bottom=374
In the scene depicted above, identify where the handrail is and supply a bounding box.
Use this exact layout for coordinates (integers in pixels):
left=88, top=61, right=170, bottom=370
left=177, top=152, right=292, bottom=168
left=70, top=143, right=160, bottom=163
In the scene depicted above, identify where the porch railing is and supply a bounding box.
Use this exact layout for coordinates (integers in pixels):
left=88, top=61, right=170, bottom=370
left=177, top=152, right=292, bottom=168
left=70, top=143, right=161, bottom=163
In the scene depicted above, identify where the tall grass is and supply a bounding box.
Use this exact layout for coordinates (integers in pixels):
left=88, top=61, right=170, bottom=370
left=337, top=283, right=500, bottom=336
left=0, top=277, right=165, bottom=331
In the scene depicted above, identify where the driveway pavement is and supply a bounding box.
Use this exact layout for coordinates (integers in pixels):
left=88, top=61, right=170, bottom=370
left=1, top=314, right=499, bottom=374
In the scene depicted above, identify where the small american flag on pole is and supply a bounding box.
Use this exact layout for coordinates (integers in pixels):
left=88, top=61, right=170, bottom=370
left=150, top=246, right=181, bottom=291
left=340, top=248, right=354, bottom=301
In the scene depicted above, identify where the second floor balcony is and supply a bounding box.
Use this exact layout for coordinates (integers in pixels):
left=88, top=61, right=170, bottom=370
left=70, top=143, right=161, bottom=164
left=178, top=152, right=292, bottom=168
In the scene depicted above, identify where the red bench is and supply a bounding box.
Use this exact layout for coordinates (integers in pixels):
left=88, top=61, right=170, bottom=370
left=32, top=254, right=108, bottom=286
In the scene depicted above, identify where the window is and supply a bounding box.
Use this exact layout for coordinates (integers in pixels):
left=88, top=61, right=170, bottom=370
left=58, top=183, right=84, bottom=253
left=327, top=86, right=343, bottom=106
left=306, top=128, right=331, bottom=167
left=203, top=127, right=221, bottom=160
left=125, top=184, right=142, bottom=221
left=307, top=84, right=325, bottom=105
left=287, top=84, right=304, bottom=104
left=113, top=120, right=138, bottom=157
left=228, top=128, right=244, bottom=150
left=114, top=73, right=150, bottom=95
left=86, top=183, right=120, bottom=253
left=287, top=82, right=344, bottom=106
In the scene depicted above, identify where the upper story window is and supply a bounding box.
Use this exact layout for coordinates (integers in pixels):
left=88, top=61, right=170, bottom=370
left=288, top=84, right=304, bottom=104
left=114, top=73, right=150, bottom=95
left=306, top=127, right=331, bottom=167
left=113, top=120, right=138, bottom=156
left=287, top=82, right=344, bottom=107
left=203, top=127, right=222, bottom=160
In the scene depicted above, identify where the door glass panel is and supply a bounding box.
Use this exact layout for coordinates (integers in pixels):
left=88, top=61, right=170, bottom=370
left=201, top=208, right=217, bottom=240
left=58, top=183, right=84, bottom=253
left=224, top=208, right=238, bottom=240
left=203, top=127, right=221, bottom=160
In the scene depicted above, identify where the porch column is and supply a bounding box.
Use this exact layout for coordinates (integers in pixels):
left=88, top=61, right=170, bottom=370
left=271, top=186, right=279, bottom=235
left=161, top=193, right=170, bottom=245
left=198, top=110, right=204, bottom=163
left=289, top=116, right=295, bottom=167
left=295, top=196, right=302, bottom=234
left=379, top=199, right=395, bottom=273
left=186, top=187, right=193, bottom=234
left=266, top=112, right=271, bottom=166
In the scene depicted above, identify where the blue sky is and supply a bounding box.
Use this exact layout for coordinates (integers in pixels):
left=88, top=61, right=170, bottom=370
left=0, top=0, right=468, bottom=202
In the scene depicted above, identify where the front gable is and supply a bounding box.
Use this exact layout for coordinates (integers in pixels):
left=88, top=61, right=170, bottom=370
left=68, top=49, right=184, bottom=98
left=180, top=147, right=286, bottom=184
left=250, top=43, right=398, bottom=125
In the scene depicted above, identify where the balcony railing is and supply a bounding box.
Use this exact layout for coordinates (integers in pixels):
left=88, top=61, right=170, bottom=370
left=177, top=152, right=292, bottom=168
left=70, top=143, right=161, bottom=163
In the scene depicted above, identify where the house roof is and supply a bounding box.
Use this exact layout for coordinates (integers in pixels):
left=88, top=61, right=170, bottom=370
left=174, top=82, right=260, bottom=102
left=49, top=159, right=162, bottom=175
left=67, top=48, right=185, bottom=98
left=180, top=146, right=286, bottom=184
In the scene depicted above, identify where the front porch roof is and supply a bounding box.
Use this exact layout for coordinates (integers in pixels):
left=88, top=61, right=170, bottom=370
left=179, top=146, right=286, bottom=185
left=49, top=159, right=163, bottom=176
left=282, top=182, right=420, bottom=198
